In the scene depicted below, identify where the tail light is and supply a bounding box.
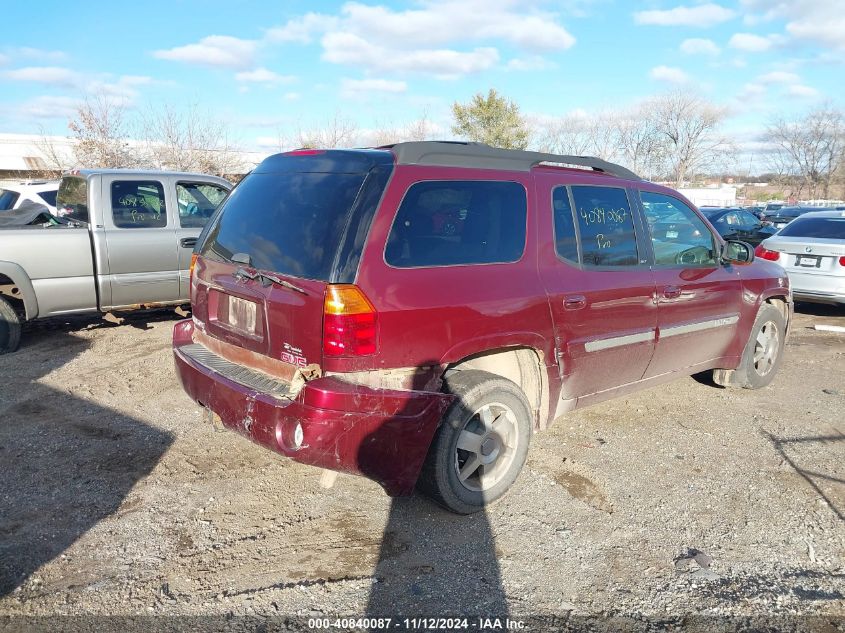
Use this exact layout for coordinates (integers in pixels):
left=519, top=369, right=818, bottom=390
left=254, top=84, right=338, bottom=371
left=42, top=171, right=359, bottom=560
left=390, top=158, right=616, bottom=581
left=754, top=244, right=781, bottom=261
left=189, top=253, right=198, bottom=290
left=839, top=256, right=845, bottom=267
left=323, top=284, right=377, bottom=357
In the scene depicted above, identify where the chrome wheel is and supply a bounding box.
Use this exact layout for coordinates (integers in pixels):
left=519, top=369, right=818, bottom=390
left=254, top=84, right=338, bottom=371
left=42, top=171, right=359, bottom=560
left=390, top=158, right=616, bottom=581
left=753, top=320, right=779, bottom=377
left=454, top=402, right=519, bottom=492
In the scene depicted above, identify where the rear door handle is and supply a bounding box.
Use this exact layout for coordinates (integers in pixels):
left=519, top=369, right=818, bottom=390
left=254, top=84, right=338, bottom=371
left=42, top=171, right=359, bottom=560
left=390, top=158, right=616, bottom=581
left=180, top=237, right=198, bottom=249
left=662, top=285, right=682, bottom=299
left=563, top=295, right=587, bottom=310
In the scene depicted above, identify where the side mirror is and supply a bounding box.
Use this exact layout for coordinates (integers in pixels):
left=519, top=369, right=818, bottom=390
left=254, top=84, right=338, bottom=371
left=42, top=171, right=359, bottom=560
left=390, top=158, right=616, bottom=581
left=722, top=240, right=754, bottom=265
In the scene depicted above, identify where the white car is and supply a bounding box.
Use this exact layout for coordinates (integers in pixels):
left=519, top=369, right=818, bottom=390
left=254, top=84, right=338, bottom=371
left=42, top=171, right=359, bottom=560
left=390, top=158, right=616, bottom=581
left=757, top=210, right=845, bottom=307
left=0, top=180, right=60, bottom=215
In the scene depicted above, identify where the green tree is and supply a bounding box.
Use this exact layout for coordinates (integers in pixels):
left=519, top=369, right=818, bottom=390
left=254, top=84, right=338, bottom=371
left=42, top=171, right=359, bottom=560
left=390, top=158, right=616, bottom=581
left=451, top=89, right=530, bottom=150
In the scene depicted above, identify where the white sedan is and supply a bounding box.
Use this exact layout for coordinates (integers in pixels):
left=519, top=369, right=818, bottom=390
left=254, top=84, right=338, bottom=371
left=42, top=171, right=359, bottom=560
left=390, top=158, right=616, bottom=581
left=756, top=210, right=845, bottom=307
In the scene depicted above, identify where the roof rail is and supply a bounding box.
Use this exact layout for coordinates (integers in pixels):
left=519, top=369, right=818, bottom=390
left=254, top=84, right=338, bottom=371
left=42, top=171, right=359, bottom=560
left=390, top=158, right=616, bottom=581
left=381, top=141, right=642, bottom=181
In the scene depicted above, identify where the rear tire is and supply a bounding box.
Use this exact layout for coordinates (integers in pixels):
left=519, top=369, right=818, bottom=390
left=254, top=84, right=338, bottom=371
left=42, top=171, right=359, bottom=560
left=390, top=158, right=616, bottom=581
left=418, top=370, right=532, bottom=514
left=0, top=296, right=22, bottom=354
left=713, top=303, right=785, bottom=389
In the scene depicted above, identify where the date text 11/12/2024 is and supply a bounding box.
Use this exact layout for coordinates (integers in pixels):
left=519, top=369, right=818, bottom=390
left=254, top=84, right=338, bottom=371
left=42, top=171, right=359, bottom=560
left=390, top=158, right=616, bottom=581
left=307, top=617, right=526, bottom=630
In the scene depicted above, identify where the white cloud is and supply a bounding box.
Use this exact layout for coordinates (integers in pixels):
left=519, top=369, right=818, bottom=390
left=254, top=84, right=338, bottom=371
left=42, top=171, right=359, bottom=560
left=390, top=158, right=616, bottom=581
left=787, top=84, right=819, bottom=98
left=13, top=47, right=67, bottom=62
left=268, top=1, right=575, bottom=79
left=322, top=32, right=499, bottom=78
left=728, top=32, right=779, bottom=52
left=235, top=67, right=296, bottom=84
left=649, top=65, right=690, bottom=83
left=740, top=0, right=845, bottom=51
left=0, top=53, right=8, bottom=66
left=2, top=66, right=80, bottom=86
left=283, top=92, right=301, bottom=101
left=634, top=3, right=735, bottom=27
left=340, top=78, right=407, bottom=97
left=266, top=13, right=337, bottom=43
left=506, top=56, right=556, bottom=71
left=153, top=35, right=257, bottom=69
left=758, top=71, right=799, bottom=84
left=680, top=38, right=720, bottom=55
left=22, top=95, right=81, bottom=119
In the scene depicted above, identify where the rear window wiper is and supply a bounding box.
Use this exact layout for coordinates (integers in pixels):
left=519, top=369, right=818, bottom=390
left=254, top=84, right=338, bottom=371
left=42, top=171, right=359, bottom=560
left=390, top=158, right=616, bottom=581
left=234, top=267, right=307, bottom=295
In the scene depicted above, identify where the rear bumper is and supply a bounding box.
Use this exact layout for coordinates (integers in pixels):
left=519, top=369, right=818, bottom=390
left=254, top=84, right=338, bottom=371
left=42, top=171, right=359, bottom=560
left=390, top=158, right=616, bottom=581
left=787, top=272, right=845, bottom=305
left=173, top=319, right=453, bottom=496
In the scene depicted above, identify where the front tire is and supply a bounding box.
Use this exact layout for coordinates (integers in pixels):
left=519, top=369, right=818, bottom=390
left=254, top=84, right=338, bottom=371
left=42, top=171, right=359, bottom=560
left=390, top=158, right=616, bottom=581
left=714, top=303, right=785, bottom=389
left=418, top=370, right=532, bottom=514
left=0, top=296, right=22, bottom=354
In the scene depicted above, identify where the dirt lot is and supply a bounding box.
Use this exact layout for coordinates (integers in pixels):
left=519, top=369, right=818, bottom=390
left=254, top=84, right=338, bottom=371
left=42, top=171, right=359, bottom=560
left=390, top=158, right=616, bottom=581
left=0, top=305, right=843, bottom=630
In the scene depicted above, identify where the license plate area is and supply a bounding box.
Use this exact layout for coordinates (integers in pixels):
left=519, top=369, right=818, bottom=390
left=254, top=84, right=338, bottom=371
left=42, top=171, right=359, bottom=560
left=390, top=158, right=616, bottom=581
left=795, top=255, right=821, bottom=268
left=227, top=295, right=258, bottom=334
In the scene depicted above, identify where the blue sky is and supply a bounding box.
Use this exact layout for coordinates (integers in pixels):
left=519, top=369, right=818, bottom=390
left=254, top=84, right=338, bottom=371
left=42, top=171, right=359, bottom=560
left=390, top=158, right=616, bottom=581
left=0, top=0, right=842, bottom=156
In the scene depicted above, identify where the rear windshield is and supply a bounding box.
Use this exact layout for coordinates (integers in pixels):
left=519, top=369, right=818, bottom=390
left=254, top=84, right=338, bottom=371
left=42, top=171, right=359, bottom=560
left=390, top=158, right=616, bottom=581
left=0, top=189, right=20, bottom=210
left=56, top=176, right=89, bottom=223
left=200, top=171, right=375, bottom=281
left=779, top=217, right=845, bottom=239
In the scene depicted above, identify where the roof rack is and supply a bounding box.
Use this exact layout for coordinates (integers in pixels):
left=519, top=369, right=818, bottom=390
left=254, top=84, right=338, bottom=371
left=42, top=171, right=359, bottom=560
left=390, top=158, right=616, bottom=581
left=381, top=141, right=641, bottom=181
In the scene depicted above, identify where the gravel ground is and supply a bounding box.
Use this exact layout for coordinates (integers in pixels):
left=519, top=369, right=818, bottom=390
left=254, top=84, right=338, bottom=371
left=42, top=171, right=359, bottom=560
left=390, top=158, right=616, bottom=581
left=0, top=305, right=843, bottom=631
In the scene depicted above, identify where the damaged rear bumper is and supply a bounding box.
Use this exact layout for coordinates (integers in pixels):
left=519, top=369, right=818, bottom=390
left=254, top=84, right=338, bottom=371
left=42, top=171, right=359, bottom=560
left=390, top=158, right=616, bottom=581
left=172, top=319, right=453, bottom=495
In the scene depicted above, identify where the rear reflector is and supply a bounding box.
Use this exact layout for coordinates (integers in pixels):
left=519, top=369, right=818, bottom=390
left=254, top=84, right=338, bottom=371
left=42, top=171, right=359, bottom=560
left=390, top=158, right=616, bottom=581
left=323, top=285, right=377, bottom=357
left=754, top=244, right=781, bottom=261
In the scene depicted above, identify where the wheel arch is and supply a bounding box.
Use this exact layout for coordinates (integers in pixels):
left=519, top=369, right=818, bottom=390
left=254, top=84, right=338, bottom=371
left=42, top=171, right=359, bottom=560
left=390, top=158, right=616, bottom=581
left=443, top=345, right=551, bottom=432
left=0, top=262, right=38, bottom=320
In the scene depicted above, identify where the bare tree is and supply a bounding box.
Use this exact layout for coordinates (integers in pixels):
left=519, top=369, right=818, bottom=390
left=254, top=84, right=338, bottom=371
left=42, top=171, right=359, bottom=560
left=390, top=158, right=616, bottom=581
left=532, top=114, right=594, bottom=156
left=613, top=105, right=669, bottom=181
left=67, top=94, right=132, bottom=168
left=33, top=125, right=73, bottom=175
left=765, top=104, right=844, bottom=200
left=368, top=112, right=436, bottom=147
left=140, top=103, right=244, bottom=176
left=649, top=91, right=727, bottom=186
left=291, top=113, right=359, bottom=149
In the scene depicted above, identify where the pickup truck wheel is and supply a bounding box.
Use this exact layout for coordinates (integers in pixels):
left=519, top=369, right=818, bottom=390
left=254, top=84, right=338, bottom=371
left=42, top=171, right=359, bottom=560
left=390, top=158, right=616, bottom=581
left=418, top=370, right=531, bottom=514
left=714, top=303, right=785, bottom=390
left=0, top=296, right=22, bottom=354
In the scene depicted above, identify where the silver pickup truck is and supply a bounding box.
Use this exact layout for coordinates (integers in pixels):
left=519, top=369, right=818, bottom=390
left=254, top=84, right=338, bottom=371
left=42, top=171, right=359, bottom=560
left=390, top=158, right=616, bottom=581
left=0, top=169, right=231, bottom=353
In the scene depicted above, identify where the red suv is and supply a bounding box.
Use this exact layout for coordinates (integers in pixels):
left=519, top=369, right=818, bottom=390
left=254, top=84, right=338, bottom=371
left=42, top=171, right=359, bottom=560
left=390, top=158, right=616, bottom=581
left=173, top=142, right=791, bottom=514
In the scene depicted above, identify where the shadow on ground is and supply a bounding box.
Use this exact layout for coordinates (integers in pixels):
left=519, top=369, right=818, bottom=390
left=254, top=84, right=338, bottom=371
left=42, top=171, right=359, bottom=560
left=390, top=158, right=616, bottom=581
left=0, top=330, right=173, bottom=596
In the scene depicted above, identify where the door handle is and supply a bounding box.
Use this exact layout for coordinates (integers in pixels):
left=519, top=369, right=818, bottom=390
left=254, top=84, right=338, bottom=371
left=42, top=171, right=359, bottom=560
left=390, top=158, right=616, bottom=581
left=662, top=285, right=682, bottom=299
left=180, top=237, right=198, bottom=249
left=563, top=295, right=587, bottom=310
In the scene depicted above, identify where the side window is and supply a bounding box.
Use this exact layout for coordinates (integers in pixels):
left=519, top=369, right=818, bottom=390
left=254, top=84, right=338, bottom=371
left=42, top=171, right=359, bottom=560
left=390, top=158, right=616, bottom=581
left=111, top=181, right=167, bottom=228
left=721, top=211, right=740, bottom=226
left=640, top=191, right=717, bottom=266
left=385, top=180, right=527, bottom=268
left=552, top=187, right=578, bottom=262
left=738, top=211, right=759, bottom=228
left=177, top=182, right=229, bottom=228
left=571, top=186, right=638, bottom=266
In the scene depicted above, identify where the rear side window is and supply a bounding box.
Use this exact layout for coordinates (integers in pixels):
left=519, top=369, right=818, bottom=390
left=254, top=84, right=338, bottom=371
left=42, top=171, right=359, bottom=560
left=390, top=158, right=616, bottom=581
left=552, top=187, right=578, bottom=262
left=56, top=177, right=89, bottom=223
left=177, top=182, right=229, bottom=228
left=779, top=217, right=845, bottom=239
left=385, top=181, right=527, bottom=268
left=571, top=186, right=638, bottom=266
left=0, top=189, right=20, bottom=210
left=201, top=172, right=368, bottom=280
left=111, top=181, right=167, bottom=228
left=37, top=190, right=58, bottom=207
